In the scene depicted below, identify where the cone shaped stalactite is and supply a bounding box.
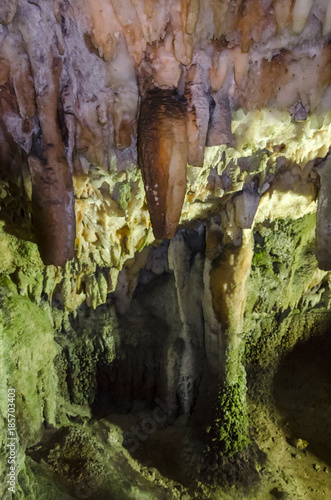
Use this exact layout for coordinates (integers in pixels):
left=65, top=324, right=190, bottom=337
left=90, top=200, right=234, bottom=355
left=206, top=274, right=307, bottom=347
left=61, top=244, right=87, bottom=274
left=138, top=88, right=188, bottom=240
left=206, top=90, right=233, bottom=148
left=29, top=152, right=76, bottom=267
left=27, top=54, right=76, bottom=267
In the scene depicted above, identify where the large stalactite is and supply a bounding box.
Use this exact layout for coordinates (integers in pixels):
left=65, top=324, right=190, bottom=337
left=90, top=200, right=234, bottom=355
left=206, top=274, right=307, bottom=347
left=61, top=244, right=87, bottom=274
left=138, top=88, right=188, bottom=239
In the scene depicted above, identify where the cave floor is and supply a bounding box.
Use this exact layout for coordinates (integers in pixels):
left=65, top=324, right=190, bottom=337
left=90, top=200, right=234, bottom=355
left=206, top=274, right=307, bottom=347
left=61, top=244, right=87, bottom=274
left=108, top=402, right=331, bottom=499
left=25, top=333, right=331, bottom=499
left=107, top=333, right=331, bottom=499
left=26, top=403, right=331, bottom=500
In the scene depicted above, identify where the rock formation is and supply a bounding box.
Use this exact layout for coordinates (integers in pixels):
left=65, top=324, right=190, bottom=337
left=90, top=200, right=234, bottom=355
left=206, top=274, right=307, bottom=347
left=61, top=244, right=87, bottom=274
left=1, top=1, right=331, bottom=499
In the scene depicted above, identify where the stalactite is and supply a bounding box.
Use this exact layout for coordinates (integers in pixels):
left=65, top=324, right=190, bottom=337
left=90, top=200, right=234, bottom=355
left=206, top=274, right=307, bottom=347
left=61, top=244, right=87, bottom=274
left=0, top=0, right=331, bottom=262
left=206, top=90, right=233, bottom=147
left=138, top=88, right=188, bottom=239
left=1, top=3, right=331, bottom=498
left=27, top=56, right=76, bottom=267
left=28, top=149, right=76, bottom=267
left=185, top=61, right=211, bottom=167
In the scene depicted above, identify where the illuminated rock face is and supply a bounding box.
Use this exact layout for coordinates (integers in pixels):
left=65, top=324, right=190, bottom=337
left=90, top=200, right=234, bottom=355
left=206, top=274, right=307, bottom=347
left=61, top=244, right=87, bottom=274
left=0, top=0, right=331, bottom=265
left=1, top=3, right=331, bottom=498
left=316, top=156, right=331, bottom=270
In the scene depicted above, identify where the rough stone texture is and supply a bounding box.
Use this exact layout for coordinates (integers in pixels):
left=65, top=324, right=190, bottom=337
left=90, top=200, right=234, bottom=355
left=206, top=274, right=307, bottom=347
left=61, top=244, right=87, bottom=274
left=0, top=0, right=17, bottom=25
left=1, top=1, right=331, bottom=499
left=0, top=0, right=331, bottom=265
left=316, top=156, right=331, bottom=270
left=1, top=202, right=331, bottom=498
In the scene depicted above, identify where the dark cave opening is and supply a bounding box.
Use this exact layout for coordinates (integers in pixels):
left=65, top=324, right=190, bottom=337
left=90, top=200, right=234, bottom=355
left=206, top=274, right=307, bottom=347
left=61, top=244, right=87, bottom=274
left=273, top=331, right=331, bottom=467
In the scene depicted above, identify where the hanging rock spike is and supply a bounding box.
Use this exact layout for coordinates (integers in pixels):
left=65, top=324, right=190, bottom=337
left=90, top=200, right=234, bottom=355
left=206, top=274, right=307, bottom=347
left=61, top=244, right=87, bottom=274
left=138, top=88, right=188, bottom=239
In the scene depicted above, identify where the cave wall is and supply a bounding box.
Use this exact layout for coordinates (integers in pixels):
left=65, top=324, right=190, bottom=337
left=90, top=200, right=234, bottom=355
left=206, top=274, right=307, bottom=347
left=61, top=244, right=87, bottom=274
left=1, top=0, right=331, bottom=498
left=1, top=200, right=331, bottom=497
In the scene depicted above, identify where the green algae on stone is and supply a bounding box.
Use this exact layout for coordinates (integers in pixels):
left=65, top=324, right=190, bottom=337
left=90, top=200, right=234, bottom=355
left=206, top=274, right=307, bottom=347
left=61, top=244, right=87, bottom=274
left=0, top=221, right=120, bottom=313
left=0, top=280, right=57, bottom=447
left=0, top=222, right=45, bottom=304
left=0, top=276, right=58, bottom=497
left=26, top=421, right=186, bottom=499
left=208, top=368, right=250, bottom=458
left=246, top=214, right=319, bottom=319
left=113, top=181, right=132, bottom=211
left=53, top=304, right=118, bottom=410
left=244, top=213, right=329, bottom=366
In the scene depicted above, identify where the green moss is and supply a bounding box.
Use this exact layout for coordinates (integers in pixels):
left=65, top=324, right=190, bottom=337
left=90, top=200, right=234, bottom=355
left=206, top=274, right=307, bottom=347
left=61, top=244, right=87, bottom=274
left=252, top=250, right=268, bottom=267
left=0, top=281, right=57, bottom=446
left=243, top=213, right=328, bottom=366
left=0, top=222, right=46, bottom=303
left=208, top=369, right=250, bottom=458
left=54, top=305, right=117, bottom=409
left=246, top=214, right=318, bottom=318
left=0, top=275, right=58, bottom=496
left=113, top=181, right=131, bottom=211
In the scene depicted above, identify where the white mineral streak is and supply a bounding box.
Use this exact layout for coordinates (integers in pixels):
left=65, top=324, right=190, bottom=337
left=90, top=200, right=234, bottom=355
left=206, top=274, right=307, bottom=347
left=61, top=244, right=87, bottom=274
left=292, top=0, right=314, bottom=34
left=168, top=234, right=204, bottom=413
left=323, top=0, right=331, bottom=35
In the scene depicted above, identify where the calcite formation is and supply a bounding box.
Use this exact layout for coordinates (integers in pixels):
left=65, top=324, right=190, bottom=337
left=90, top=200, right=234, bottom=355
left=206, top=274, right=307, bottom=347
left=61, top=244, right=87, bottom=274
left=1, top=1, right=331, bottom=499
left=316, top=155, right=331, bottom=270
left=138, top=88, right=188, bottom=239
left=0, top=0, right=331, bottom=265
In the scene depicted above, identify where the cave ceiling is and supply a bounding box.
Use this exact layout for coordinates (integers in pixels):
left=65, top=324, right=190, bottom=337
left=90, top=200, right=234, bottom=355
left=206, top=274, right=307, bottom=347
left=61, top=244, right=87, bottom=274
left=0, top=0, right=330, bottom=270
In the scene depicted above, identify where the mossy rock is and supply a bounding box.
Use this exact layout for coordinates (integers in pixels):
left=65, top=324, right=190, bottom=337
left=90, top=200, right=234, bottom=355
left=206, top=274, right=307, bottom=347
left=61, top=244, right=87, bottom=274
left=207, top=371, right=250, bottom=458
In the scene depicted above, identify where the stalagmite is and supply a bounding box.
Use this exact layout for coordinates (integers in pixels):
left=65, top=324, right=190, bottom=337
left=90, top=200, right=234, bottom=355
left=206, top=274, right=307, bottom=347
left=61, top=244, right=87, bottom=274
left=0, top=0, right=330, bottom=260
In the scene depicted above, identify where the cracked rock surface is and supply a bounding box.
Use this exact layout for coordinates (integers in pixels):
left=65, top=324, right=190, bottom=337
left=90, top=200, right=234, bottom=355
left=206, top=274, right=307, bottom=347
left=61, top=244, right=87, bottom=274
left=1, top=1, right=331, bottom=499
